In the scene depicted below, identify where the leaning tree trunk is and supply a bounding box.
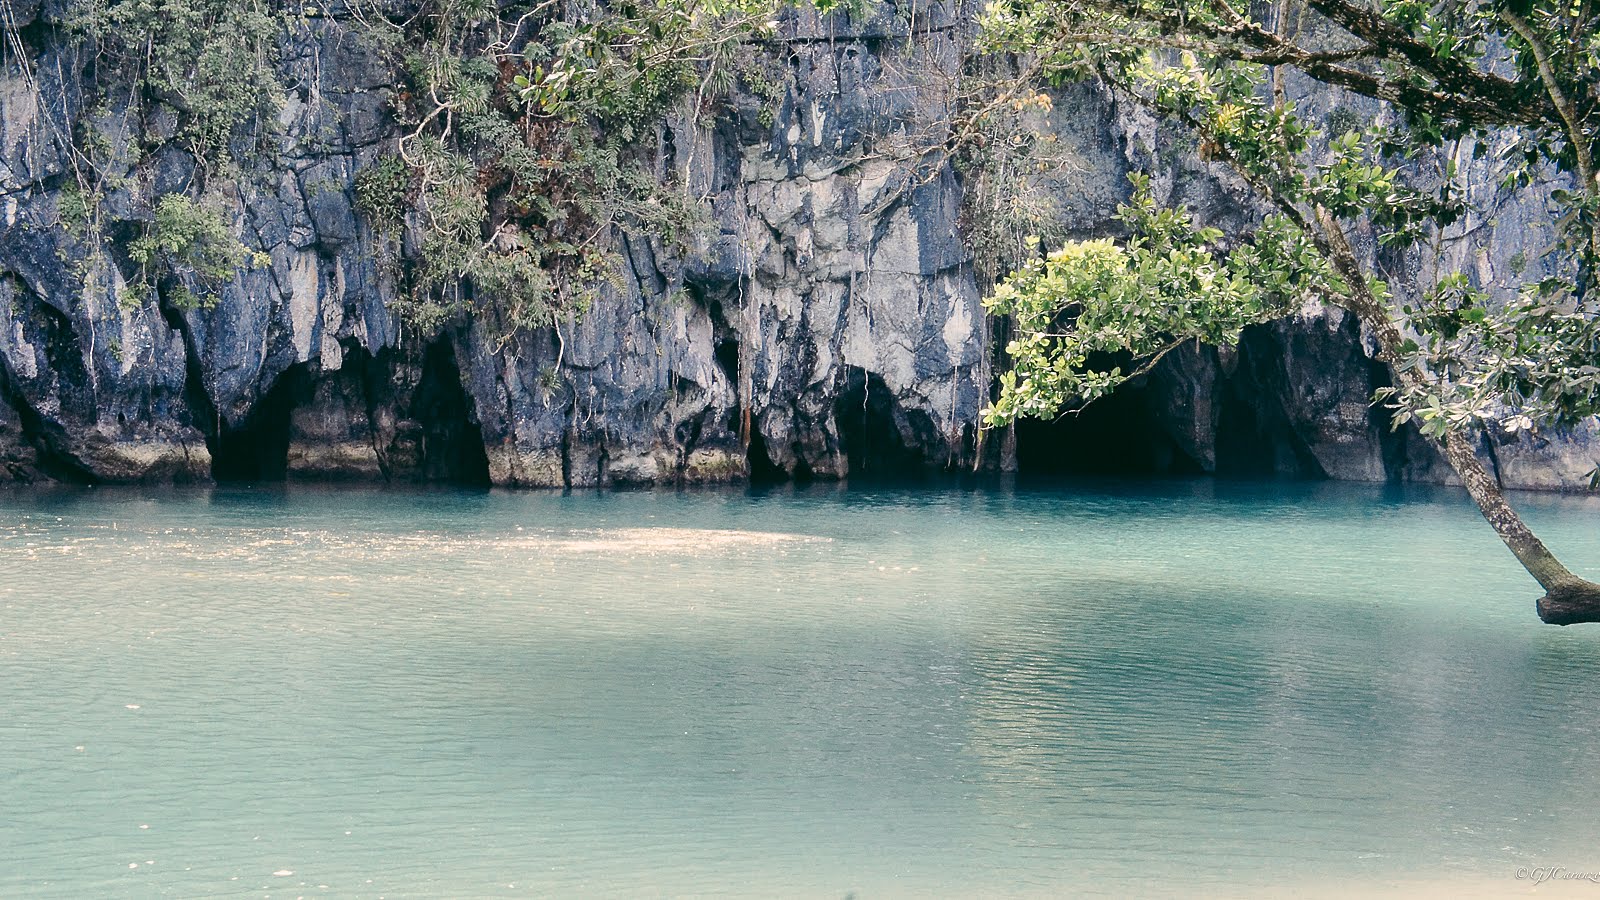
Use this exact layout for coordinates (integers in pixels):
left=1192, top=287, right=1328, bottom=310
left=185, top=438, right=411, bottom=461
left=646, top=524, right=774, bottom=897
left=1317, top=213, right=1600, bottom=624
left=1437, top=431, right=1600, bottom=625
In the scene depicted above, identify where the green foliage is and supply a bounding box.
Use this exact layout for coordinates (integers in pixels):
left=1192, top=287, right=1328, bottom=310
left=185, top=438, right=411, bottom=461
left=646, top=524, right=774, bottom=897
left=67, top=0, right=285, bottom=169
left=43, top=0, right=802, bottom=337
left=57, top=184, right=98, bottom=237
left=951, top=80, right=1070, bottom=287
left=359, top=0, right=783, bottom=338
left=42, top=1, right=287, bottom=312
left=984, top=175, right=1328, bottom=423
left=977, top=0, right=1600, bottom=451
left=1381, top=273, right=1600, bottom=437
left=1325, top=106, right=1363, bottom=141
left=353, top=154, right=411, bottom=234
left=124, top=194, right=264, bottom=310
left=734, top=51, right=789, bottom=129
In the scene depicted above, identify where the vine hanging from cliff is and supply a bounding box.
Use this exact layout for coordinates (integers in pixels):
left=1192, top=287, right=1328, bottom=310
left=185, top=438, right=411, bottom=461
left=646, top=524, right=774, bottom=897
left=350, top=0, right=794, bottom=341
left=65, top=0, right=285, bottom=170
left=29, top=0, right=295, bottom=310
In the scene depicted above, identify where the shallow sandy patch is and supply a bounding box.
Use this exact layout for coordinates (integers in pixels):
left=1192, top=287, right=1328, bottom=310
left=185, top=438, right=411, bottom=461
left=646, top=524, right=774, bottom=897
left=527, top=527, right=830, bottom=555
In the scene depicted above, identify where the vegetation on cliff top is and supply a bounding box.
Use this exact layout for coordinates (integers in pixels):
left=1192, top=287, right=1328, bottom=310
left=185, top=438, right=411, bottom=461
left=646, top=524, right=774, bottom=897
left=40, top=0, right=800, bottom=334
left=356, top=0, right=788, bottom=340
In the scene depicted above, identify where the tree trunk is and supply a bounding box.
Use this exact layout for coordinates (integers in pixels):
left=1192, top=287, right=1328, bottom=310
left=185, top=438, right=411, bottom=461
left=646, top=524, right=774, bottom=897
left=1438, top=431, right=1600, bottom=625
left=1315, top=212, right=1600, bottom=624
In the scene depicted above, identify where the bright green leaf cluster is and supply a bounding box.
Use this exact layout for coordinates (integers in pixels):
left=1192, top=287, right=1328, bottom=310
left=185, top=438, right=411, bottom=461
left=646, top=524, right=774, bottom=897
left=983, top=176, right=1328, bottom=425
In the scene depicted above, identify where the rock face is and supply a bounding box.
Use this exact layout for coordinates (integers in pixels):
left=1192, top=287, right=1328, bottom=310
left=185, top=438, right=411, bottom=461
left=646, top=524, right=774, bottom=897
left=0, top=2, right=1591, bottom=490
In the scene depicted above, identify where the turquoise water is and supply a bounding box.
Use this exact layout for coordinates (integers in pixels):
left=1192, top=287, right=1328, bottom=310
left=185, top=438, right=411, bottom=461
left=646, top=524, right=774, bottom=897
left=3, top=479, right=1600, bottom=898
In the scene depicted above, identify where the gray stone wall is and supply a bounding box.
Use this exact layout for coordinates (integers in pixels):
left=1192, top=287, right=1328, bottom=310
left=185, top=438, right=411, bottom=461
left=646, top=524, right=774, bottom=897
left=0, top=0, right=1590, bottom=489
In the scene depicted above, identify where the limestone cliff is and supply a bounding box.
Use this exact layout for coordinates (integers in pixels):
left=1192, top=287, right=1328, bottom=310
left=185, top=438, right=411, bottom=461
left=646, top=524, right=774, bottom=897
left=0, top=0, right=1591, bottom=488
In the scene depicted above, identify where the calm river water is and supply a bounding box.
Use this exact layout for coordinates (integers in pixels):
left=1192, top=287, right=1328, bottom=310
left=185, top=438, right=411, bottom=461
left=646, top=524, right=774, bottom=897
left=3, top=479, right=1600, bottom=898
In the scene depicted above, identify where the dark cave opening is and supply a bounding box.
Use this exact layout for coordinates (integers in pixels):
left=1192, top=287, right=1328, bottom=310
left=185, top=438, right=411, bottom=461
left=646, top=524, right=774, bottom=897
left=745, top=425, right=792, bottom=485
left=1013, top=382, right=1204, bottom=477
left=1369, top=355, right=1419, bottom=478
left=714, top=337, right=740, bottom=387
left=833, top=367, right=936, bottom=481
left=211, top=363, right=308, bottom=482
left=1213, top=326, right=1333, bottom=479
left=1007, top=329, right=1356, bottom=480
left=1212, top=382, right=1324, bottom=478
left=206, top=341, right=492, bottom=486
left=410, top=340, right=491, bottom=486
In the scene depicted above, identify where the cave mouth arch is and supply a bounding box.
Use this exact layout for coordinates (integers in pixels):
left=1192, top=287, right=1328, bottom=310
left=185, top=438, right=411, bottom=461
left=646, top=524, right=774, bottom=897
left=210, top=363, right=307, bottom=483
left=409, top=339, right=492, bottom=487
left=1012, top=381, right=1205, bottom=478
left=833, top=367, right=941, bottom=482
left=1008, top=337, right=1332, bottom=480
left=208, top=341, right=491, bottom=486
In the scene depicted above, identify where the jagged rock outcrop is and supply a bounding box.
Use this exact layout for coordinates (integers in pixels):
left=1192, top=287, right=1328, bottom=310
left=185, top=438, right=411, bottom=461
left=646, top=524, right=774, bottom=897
left=0, top=1, right=1590, bottom=489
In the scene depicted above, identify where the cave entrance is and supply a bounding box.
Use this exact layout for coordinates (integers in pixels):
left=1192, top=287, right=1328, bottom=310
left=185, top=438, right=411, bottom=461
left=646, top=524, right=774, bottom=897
left=1212, top=325, right=1334, bottom=479
left=409, top=340, right=491, bottom=486
left=833, top=367, right=936, bottom=481
left=211, top=364, right=308, bottom=482
left=1213, top=384, right=1324, bottom=477
left=1012, top=379, right=1203, bottom=477
left=744, top=425, right=793, bottom=485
